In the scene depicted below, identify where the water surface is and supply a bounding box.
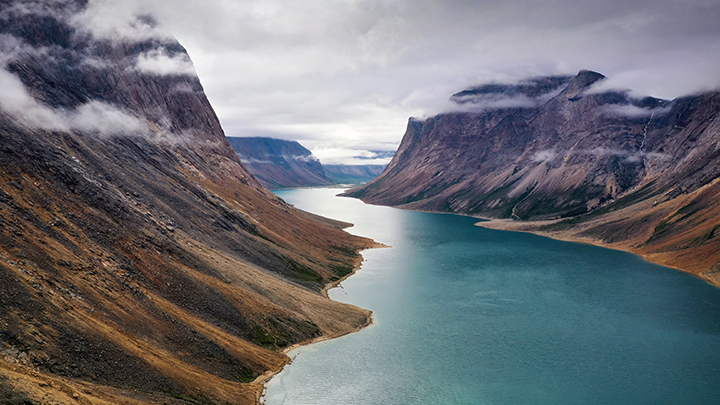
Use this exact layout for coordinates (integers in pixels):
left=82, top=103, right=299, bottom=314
left=266, top=188, right=720, bottom=404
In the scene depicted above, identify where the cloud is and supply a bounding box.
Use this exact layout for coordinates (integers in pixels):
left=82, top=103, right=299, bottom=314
left=532, top=150, right=557, bottom=162
left=310, top=147, right=393, bottom=166
left=238, top=158, right=271, bottom=164
left=0, top=67, right=146, bottom=136
left=70, top=1, right=173, bottom=42
left=292, top=154, right=321, bottom=163
left=139, top=0, right=717, bottom=155
left=69, top=101, right=148, bottom=135
left=134, top=49, right=196, bottom=76
left=6, top=0, right=720, bottom=156
left=599, top=104, right=672, bottom=118
left=581, top=147, right=668, bottom=162
left=449, top=93, right=538, bottom=112
left=238, top=153, right=320, bottom=165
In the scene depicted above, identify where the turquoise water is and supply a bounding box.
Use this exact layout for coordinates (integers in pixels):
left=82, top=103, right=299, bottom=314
left=265, top=188, right=720, bottom=405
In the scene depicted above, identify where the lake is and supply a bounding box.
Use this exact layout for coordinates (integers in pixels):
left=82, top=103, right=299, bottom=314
left=265, top=188, right=720, bottom=404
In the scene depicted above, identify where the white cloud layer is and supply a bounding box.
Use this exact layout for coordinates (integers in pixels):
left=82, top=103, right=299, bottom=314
left=598, top=104, right=672, bottom=118
left=0, top=67, right=146, bottom=136
left=8, top=0, right=720, bottom=164
left=310, top=147, right=393, bottom=166
left=108, top=0, right=718, bottom=165
left=135, top=49, right=197, bottom=76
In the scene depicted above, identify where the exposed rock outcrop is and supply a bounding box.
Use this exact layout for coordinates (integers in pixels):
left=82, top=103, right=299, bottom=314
left=346, top=70, right=720, bottom=285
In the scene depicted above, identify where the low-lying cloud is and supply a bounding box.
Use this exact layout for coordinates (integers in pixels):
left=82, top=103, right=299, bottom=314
left=0, top=2, right=199, bottom=138
left=5, top=0, right=720, bottom=157
left=449, top=93, right=538, bottom=113
left=583, top=147, right=668, bottom=161
left=0, top=67, right=146, bottom=136
left=311, top=147, right=393, bottom=166
left=599, top=104, right=672, bottom=118
left=532, top=149, right=557, bottom=162
left=134, top=49, right=196, bottom=76
left=291, top=154, right=321, bottom=163
left=530, top=146, right=669, bottom=165
left=71, top=2, right=173, bottom=42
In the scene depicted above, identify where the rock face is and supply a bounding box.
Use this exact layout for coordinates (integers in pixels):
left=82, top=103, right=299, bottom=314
left=227, top=137, right=330, bottom=189
left=346, top=70, right=720, bottom=285
left=0, top=1, right=374, bottom=403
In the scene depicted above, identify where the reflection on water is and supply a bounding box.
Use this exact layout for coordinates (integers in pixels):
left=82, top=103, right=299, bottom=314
left=265, top=188, right=720, bottom=405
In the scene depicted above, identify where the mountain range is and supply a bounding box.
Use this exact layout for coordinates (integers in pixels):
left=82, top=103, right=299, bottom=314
left=346, top=70, right=720, bottom=286
left=228, top=137, right=387, bottom=188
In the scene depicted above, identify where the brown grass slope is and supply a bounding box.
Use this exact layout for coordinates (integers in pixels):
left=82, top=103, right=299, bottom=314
left=0, top=1, right=375, bottom=403
left=347, top=71, right=720, bottom=286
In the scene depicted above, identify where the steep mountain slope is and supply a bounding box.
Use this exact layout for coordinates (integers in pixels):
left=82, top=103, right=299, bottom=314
left=346, top=71, right=720, bottom=285
left=227, top=137, right=330, bottom=189
left=0, top=2, right=375, bottom=404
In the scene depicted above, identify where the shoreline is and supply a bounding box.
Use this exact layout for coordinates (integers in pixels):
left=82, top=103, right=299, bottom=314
left=475, top=218, right=720, bottom=288
left=252, top=242, right=386, bottom=404
left=351, top=199, right=719, bottom=288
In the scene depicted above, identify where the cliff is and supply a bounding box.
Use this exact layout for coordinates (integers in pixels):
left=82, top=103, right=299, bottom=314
left=227, top=137, right=331, bottom=189
left=0, top=1, right=375, bottom=404
left=345, top=70, right=720, bottom=285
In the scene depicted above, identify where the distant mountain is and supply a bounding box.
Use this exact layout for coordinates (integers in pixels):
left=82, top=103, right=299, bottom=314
left=228, top=137, right=388, bottom=188
left=227, top=137, right=330, bottom=188
left=324, top=164, right=386, bottom=184
left=345, top=70, right=720, bottom=286
left=0, top=1, right=375, bottom=403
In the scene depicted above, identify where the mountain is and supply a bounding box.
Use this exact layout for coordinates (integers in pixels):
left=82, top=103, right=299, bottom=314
left=323, top=164, right=386, bottom=184
left=0, top=2, right=376, bottom=404
left=227, top=137, right=331, bottom=189
left=345, top=70, right=720, bottom=286
left=228, top=137, right=388, bottom=188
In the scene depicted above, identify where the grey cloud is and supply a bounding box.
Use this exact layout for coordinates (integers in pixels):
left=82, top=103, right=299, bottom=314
left=598, top=104, right=672, bottom=118
left=239, top=158, right=272, bottom=164
left=292, top=155, right=320, bottom=163
left=0, top=66, right=147, bottom=136
left=530, top=146, right=669, bottom=165
left=70, top=2, right=172, bottom=42
left=143, top=0, right=716, bottom=154
left=532, top=150, right=558, bottom=162
left=310, top=147, right=393, bottom=166
left=581, top=147, right=669, bottom=163
left=134, top=49, right=197, bottom=76
left=7, top=0, right=720, bottom=156
left=446, top=84, right=567, bottom=114
left=448, top=93, right=538, bottom=113
left=69, top=101, right=148, bottom=135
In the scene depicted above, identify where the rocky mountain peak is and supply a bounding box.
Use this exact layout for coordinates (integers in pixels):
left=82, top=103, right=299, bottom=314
left=557, top=69, right=606, bottom=100
left=451, top=75, right=573, bottom=104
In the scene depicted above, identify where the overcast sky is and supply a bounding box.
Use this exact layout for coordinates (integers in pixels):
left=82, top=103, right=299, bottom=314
left=84, top=0, right=720, bottom=165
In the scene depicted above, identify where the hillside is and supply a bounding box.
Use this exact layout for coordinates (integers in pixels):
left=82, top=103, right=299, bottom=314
left=346, top=71, right=720, bottom=285
left=0, top=1, right=376, bottom=404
